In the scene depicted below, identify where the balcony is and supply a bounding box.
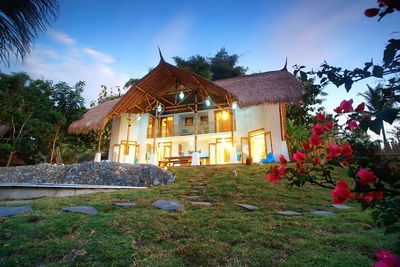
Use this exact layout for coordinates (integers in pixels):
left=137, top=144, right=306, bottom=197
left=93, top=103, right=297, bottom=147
left=147, top=120, right=235, bottom=138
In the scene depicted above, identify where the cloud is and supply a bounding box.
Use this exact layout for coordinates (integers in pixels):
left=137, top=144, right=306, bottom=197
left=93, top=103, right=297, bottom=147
left=10, top=30, right=129, bottom=106
left=83, top=48, right=115, bottom=64
left=48, top=30, right=76, bottom=45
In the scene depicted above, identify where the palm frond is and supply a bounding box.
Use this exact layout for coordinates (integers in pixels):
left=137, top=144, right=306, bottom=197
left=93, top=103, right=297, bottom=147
left=0, top=0, right=59, bottom=67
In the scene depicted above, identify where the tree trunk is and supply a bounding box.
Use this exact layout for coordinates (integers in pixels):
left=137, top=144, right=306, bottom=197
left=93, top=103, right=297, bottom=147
left=382, top=121, right=389, bottom=149
left=6, top=151, right=15, bottom=167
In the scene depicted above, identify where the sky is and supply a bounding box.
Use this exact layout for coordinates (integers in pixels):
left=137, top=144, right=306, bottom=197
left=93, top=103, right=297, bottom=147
left=1, top=0, right=399, bottom=113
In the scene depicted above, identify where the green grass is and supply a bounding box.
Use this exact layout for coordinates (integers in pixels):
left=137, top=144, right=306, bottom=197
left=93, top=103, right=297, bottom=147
left=0, top=164, right=396, bottom=266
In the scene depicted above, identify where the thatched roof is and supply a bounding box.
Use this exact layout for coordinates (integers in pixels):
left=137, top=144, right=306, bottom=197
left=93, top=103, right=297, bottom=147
left=108, top=58, right=236, bottom=116
left=68, top=57, right=304, bottom=135
left=214, top=70, right=304, bottom=107
left=68, top=98, right=120, bottom=135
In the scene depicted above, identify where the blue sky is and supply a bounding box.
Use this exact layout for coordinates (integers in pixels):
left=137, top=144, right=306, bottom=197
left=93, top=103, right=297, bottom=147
left=2, top=0, right=399, bottom=112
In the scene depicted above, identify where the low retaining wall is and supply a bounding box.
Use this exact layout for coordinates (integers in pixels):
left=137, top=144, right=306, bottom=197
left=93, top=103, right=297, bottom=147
left=0, top=183, right=146, bottom=200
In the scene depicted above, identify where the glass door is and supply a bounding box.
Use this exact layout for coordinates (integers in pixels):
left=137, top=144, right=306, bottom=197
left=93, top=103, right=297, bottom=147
left=158, top=142, right=172, bottom=162
left=160, top=116, right=174, bottom=137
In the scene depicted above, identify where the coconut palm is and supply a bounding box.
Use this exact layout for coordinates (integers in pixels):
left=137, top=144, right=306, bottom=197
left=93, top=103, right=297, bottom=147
left=0, top=0, right=59, bottom=66
left=359, top=84, right=396, bottom=147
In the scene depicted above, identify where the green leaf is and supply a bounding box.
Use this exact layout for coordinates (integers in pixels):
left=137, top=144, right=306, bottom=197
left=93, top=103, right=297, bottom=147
left=368, top=119, right=382, bottom=135
left=372, top=65, right=384, bottom=78
left=376, top=108, right=400, bottom=124
left=384, top=223, right=400, bottom=235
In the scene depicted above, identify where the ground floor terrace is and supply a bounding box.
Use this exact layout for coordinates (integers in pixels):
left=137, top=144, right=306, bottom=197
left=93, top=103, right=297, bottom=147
left=110, top=128, right=274, bottom=166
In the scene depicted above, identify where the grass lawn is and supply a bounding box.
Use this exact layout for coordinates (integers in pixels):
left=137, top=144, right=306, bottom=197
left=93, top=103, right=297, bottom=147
left=0, top=164, right=396, bottom=266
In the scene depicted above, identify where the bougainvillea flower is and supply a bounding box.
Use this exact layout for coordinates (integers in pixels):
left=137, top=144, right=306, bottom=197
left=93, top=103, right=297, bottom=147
left=348, top=120, right=359, bottom=131
left=334, top=106, right=343, bottom=113
left=302, top=141, right=311, bottom=151
left=293, top=151, right=306, bottom=164
left=312, top=124, right=325, bottom=136
left=279, top=154, right=288, bottom=165
left=330, top=180, right=353, bottom=204
left=341, top=144, right=353, bottom=158
left=363, top=114, right=371, bottom=120
left=266, top=166, right=285, bottom=183
left=361, top=191, right=384, bottom=203
left=339, top=99, right=354, bottom=113
left=309, top=135, right=322, bottom=147
left=316, top=112, right=326, bottom=122
left=326, top=144, right=341, bottom=159
left=355, top=102, right=365, bottom=112
left=342, top=160, right=349, bottom=166
left=324, top=121, right=334, bottom=131
left=374, top=250, right=400, bottom=267
left=364, top=8, right=380, bottom=17
left=357, top=168, right=376, bottom=185
left=312, top=157, right=321, bottom=166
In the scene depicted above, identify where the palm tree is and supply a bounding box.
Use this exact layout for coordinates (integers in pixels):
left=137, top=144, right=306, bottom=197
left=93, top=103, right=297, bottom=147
left=0, top=0, right=59, bottom=67
left=359, top=85, right=396, bottom=147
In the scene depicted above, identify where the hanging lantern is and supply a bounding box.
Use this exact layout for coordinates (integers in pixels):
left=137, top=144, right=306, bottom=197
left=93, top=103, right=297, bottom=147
left=179, top=91, right=184, bottom=100
left=232, top=101, right=238, bottom=110
left=205, top=96, right=211, bottom=106
left=157, top=103, right=163, bottom=113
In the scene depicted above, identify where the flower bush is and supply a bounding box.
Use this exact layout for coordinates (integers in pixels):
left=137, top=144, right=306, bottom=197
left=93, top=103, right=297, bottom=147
left=266, top=99, right=400, bottom=263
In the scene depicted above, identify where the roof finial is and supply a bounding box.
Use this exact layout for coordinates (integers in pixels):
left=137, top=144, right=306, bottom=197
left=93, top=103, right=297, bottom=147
left=281, top=57, right=288, bottom=71
left=158, top=46, right=165, bottom=62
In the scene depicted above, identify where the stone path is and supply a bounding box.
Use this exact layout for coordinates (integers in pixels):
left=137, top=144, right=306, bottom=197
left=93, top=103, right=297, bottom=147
left=153, top=200, right=183, bottom=211
left=331, top=204, right=352, bottom=209
left=311, top=210, right=336, bottom=217
left=113, top=202, right=136, bottom=207
left=277, top=210, right=302, bottom=216
left=62, top=206, right=98, bottom=216
left=0, top=205, right=32, bottom=217
left=238, top=204, right=259, bottom=211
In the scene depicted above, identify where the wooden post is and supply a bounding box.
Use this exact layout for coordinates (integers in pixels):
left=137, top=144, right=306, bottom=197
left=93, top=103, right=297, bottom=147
left=230, top=109, right=235, bottom=148
left=125, top=113, right=131, bottom=155
left=194, top=91, right=198, bottom=151
left=97, top=130, right=103, bottom=153
left=153, top=104, right=159, bottom=155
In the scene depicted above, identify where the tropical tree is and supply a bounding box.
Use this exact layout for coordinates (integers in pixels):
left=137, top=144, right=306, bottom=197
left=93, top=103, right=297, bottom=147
left=359, top=85, right=396, bottom=147
left=0, top=0, right=59, bottom=66
left=210, top=48, right=247, bottom=80
left=173, top=48, right=247, bottom=81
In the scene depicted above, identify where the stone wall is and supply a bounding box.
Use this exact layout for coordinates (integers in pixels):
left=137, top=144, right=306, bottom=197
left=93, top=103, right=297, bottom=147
left=0, top=162, right=174, bottom=187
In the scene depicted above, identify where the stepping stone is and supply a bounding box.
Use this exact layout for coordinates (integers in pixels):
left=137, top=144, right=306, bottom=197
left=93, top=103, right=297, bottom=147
left=62, top=206, right=97, bottom=216
left=0, top=206, right=32, bottom=217
left=238, top=204, right=259, bottom=211
left=277, top=210, right=302, bottom=216
left=190, top=201, right=212, bottom=206
left=311, top=210, right=336, bottom=217
left=113, top=202, right=136, bottom=207
left=153, top=200, right=183, bottom=211
left=331, top=204, right=352, bottom=209
left=185, top=196, right=201, bottom=199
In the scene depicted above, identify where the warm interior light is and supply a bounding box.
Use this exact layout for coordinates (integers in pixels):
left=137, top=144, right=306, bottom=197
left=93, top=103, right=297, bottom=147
left=222, top=111, right=229, bottom=120
left=137, top=116, right=141, bottom=121
left=179, top=91, right=184, bottom=100
left=232, top=101, right=238, bottom=110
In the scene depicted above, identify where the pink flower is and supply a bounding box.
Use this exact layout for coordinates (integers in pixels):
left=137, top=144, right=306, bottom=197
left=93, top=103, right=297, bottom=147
left=330, top=180, right=353, bottom=204
left=302, top=142, right=311, bottom=151
left=334, top=106, right=343, bottom=113
left=374, top=250, right=400, bottom=267
left=348, top=121, right=359, bottom=131
left=357, top=168, right=376, bottom=185
left=325, top=121, right=334, bottom=131
left=316, top=112, right=326, bottom=122
left=355, top=102, right=365, bottom=112
left=341, top=144, right=353, bottom=158
left=326, top=144, right=341, bottom=160
left=365, top=8, right=380, bottom=17
left=363, top=114, right=371, bottom=120
left=312, top=157, right=321, bottom=166
left=309, top=135, right=322, bottom=147
left=279, top=155, right=288, bottom=165
left=339, top=99, right=354, bottom=113
left=266, top=165, right=285, bottom=183
left=312, top=124, right=325, bottom=136
left=293, top=151, right=306, bottom=164
left=361, top=191, right=384, bottom=203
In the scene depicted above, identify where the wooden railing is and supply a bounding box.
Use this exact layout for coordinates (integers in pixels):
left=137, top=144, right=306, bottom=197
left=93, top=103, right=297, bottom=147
left=147, top=120, right=235, bottom=138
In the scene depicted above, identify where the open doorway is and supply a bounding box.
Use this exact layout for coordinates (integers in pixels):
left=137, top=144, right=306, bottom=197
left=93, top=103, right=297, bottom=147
left=248, top=129, right=272, bottom=163
left=216, top=137, right=232, bottom=164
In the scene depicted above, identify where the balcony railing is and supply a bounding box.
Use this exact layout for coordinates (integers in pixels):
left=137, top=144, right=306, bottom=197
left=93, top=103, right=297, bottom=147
left=147, top=120, right=235, bottom=138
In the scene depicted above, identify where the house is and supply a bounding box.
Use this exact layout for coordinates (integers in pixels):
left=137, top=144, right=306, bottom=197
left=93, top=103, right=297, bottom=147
left=68, top=54, right=303, bottom=165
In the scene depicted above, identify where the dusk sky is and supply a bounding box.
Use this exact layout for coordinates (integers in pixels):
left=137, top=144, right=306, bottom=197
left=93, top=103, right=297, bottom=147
left=1, top=0, right=399, bottom=112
